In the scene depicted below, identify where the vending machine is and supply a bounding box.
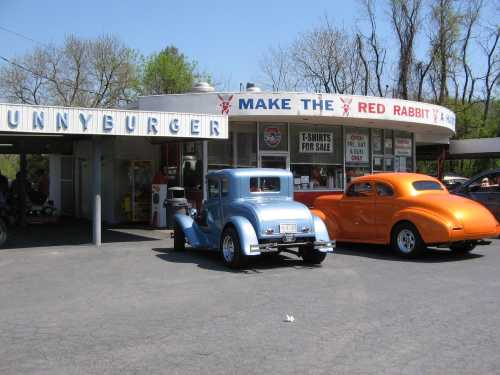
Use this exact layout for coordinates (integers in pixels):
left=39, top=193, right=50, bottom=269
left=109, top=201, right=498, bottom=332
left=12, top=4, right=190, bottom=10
left=151, top=184, right=168, bottom=228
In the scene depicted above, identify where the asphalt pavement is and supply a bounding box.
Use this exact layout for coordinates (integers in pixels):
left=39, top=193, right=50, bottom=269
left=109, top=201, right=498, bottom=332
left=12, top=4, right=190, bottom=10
left=1, top=228, right=499, bottom=375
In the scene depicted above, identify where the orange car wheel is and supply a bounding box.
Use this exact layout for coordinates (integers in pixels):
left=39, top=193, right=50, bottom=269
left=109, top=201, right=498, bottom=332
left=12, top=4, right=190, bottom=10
left=391, top=222, right=425, bottom=258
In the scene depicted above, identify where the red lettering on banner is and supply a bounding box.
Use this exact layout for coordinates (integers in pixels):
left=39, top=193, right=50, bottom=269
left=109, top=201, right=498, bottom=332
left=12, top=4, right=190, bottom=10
left=359, top=101, right=385, bottom=114
left=394, top=105, right=401, bottom=115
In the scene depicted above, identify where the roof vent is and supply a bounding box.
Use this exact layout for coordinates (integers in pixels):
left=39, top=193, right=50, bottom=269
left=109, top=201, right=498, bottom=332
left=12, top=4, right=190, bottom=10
left=246, top=82, right=261, bottom=92
left=191, top=82, right=215, bottom=93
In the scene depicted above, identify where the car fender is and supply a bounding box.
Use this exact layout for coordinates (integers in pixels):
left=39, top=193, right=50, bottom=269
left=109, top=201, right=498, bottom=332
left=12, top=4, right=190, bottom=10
left=312, top=214, right=335, bottom=252
left=310, top=208, right=340, bottom=239
left=174, top=214, right=211, bottom=249
left=225, top=216, right=260, bottom=256
left=390, top=208, right=451, bottom=244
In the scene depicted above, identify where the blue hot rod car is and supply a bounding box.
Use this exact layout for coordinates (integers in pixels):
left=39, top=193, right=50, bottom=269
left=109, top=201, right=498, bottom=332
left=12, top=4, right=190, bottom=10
left=173, top=168, right=335, bottom=268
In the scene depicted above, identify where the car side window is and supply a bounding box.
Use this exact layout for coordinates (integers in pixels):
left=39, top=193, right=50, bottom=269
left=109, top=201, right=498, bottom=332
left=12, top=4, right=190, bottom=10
left=221, top=178, right=229, bottom=197
left=207, top=178, right=219, bottom=199
left=346, top=182, right=372, bottom=197
left=376, top=183, right=394, bottom=197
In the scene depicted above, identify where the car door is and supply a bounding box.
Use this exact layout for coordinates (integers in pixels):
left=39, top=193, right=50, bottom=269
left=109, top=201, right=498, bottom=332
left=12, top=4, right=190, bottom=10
left=338, top=181, right=375, bottom=240
left=374, top=182, right=396, bottom=241
left=200, top=177, right=223, bottom=246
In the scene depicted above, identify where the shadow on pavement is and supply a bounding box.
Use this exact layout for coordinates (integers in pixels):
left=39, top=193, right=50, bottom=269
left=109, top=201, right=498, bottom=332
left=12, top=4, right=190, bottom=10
left=2, top=219, right=161, bottom=249
left=335, top=242, right=483, bottom=263
left=152, top=247, right=320, bottom=273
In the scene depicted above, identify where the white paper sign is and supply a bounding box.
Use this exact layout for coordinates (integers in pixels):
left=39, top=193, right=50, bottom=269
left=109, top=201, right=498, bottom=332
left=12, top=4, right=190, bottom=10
left=345, top=132, right=369, bottom=163
left=394, top=137, right=412, bottom=156
left=299, top=132, right=333, bottom=153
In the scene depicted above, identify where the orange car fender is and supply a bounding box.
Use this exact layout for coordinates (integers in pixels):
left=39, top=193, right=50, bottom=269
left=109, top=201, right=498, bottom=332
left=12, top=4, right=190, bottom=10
left=310, top=208, right=340, bottom=239
left=390, top=208, right=452, bottom=244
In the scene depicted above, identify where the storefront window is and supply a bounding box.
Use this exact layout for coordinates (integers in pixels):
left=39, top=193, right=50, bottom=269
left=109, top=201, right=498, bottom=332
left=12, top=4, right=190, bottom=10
left=394, top=131, right=413, bottom=172
left=290, top=124, right=343, bottom=190
left=345, top=127, right=370, bottom=183
left=208, top=133, right=233, bottom=171
left=373, top=128, right=394, bottom=172
left=259, top=123, right=288, bottom=152
left=235, top=123, right=257, bottom=167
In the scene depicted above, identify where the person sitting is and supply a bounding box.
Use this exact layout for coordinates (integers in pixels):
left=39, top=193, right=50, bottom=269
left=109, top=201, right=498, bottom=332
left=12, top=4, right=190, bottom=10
left=310, top=167, right=325, bottom=188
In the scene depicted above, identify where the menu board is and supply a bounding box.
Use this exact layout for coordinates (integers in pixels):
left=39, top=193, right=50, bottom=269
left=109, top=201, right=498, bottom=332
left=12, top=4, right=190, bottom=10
left=345, top=132, right=369, bottom=163
left=299, top=131, right=333, bottom=153
left=394, top=137, right=412, bottom=156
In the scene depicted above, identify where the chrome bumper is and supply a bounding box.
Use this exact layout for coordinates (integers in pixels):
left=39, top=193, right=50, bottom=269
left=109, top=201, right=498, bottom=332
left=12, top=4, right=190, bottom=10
left=250, top=240, right=336, bottom=253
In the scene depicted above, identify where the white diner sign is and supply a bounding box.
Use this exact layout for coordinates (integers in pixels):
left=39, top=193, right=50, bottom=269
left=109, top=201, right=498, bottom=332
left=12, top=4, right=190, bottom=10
left=0, top=103, right=228, bottom=139
left=345, top=132, right=369, bottom=163
left=299, top=131, right=333, bottom=153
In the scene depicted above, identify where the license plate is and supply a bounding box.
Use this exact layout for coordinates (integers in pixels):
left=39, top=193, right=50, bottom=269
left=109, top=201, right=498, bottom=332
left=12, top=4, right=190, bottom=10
left=279, top=224, right=297, bottom=233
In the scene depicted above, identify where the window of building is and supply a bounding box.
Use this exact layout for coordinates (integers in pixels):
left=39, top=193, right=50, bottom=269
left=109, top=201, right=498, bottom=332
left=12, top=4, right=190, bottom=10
left=207, top=122, right=258, bottom=171
left=259, top=123, right=288, bottom=152
left=373, top=128, right=395, bottom=173
left=235, top=123, right=257, bottom=167
left=345, top=127, right=370, bottom=183
left=394, top=131, right=413, bottom=172
left=290, top=124, right=343, bottom=190
left=208, top=133, right=233, bottom=171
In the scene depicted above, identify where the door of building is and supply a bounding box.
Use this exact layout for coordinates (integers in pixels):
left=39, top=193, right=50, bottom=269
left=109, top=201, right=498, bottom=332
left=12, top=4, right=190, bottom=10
left=259, top=153, right=289, bottom=170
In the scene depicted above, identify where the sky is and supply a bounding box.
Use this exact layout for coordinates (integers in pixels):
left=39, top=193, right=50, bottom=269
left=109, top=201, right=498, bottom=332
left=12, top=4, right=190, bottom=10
left=0, top=0, right=497, bottom=92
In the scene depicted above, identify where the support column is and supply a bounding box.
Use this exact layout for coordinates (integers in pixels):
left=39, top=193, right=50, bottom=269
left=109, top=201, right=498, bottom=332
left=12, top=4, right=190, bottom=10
left=202, top=140, right=208, bottom=201
left=92, top=137, right=102, bottom=246
left=19, top=147, right=27, bottom=227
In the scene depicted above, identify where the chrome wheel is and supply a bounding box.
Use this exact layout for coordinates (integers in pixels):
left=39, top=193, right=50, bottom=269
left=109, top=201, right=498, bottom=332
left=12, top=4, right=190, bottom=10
left=222, top=235, right=235, bottom=263
left=397, top=229, right=416, bottom=254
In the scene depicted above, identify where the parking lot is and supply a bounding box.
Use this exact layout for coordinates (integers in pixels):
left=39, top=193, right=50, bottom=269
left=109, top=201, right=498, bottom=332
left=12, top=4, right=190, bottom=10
left=1, top=225, right=500, bottom=375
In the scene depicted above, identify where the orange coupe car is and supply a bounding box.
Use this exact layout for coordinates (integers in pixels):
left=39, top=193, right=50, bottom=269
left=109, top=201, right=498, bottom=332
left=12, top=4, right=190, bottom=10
left=311, top=173, right=500, bottom=257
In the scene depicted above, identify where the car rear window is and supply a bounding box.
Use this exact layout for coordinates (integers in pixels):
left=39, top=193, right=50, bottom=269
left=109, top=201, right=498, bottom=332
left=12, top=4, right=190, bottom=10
left=412, top=180, right=443, bottom=191
left=250, top=177, right=280, bottom=193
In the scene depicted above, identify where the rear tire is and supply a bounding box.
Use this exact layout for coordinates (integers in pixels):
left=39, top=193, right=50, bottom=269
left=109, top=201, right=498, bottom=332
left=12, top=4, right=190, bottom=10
left=220, top=227, right=247, bottom=268
left=391, top=222, right=425, bottom=258
left=173, top=223, right=185, bottom=251
left=450, top=241, right=476, bottom=254
left=300, top=244, right=327, bottom=265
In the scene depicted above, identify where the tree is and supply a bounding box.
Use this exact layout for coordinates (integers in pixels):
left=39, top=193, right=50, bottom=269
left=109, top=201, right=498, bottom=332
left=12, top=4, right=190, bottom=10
left=142, top=46, right=197, bottom=95
left=259, top=45, right=298, bottom=91
left=390, top=0, right=423, bottom=99
left=359, top=0, right=387, bottom=97
left=429, top=0, right=461, bottom=105
left=0, top=35, right=140, bottom=108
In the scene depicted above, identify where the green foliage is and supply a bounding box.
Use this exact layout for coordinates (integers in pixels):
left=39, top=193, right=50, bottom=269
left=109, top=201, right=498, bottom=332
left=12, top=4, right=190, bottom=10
left=0, top=155, right=19, bottom=180
left=419, top=99, right=500, bottom=177
left=0, top=155, right=49, bottom=183
left=142, top=46, right=198, bottom=95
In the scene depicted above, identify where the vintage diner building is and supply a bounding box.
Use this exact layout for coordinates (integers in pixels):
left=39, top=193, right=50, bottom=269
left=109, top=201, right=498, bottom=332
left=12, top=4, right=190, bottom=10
left=0, top=84, right=456, bottom=241
left=136, top=84, right=455, bottom=207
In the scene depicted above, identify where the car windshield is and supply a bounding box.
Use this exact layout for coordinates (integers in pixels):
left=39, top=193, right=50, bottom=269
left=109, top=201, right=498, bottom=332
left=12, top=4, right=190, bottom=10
left=412, top=180, right=443, bottom=191
left=250, top=177, right=280, bottom=193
